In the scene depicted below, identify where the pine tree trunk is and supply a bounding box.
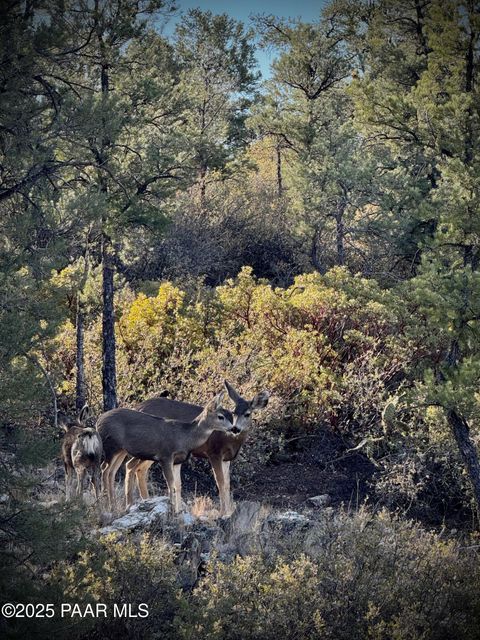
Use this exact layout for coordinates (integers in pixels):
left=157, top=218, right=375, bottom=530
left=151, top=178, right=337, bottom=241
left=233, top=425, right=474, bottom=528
left=311, top=227, right=325, bottom=274
left=335, top=207, right=345, bottom=266
left=199, top=163, right=207, bottom=206
left=276, top=142, right=283, bottom=197
left=75, top=296, right=86, bottom=412
left=98, top=49, right=117, bottom=411
left=102, top=232, right=117, bottom=411
left=447, top=409, right=480, bottom=519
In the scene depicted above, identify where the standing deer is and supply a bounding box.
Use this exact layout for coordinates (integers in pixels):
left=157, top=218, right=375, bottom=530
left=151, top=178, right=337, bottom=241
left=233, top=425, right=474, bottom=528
left=60, top=406, right=103, bottom=500
left=97, top=391, right=233, bottom=514
left=128, top=381, right=269, bottom=515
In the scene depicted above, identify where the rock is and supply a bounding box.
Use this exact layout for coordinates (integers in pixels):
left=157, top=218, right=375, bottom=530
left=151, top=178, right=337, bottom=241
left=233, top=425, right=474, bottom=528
left=38, top=499, right=60, bottom=508
left=98, top=498, right=338, bottom=569
left=175, top=532, right=203, bottom=589
left=225, top=501, right=264, bottom=536
left=98, top=511, right=114, bottom=527
left=136, top=500, right=158, bottom=512
left=188, top=523, right=222, bottom=552
left=182, top=511, right=196, bottom=527
left=259, top=509, right=315, bottom=557
left=307, top=494, right=331, bottom=508
left=262, top=509, right=311, bottom=539
left=272, top=510, right=310, bottom=524
left=99, top=497, right=194, bottom=535
left=217, top=501, right=265, bottom=559
left=217, top=503, right=319, bottom=560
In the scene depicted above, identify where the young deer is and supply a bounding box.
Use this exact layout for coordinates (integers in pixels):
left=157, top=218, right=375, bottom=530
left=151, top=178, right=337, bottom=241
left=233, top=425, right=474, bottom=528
left=60, top=406, right=103, bottom=500
left=97, top=391, right=233, bottom=513
left=129, top=381, right=269, bottom=515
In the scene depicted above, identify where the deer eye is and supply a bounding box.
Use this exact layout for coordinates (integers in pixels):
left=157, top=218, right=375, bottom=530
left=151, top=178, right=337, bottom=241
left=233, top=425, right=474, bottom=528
left=217, top=414, right=225, bottom=420
left=244, top=411, right=251, bottom=418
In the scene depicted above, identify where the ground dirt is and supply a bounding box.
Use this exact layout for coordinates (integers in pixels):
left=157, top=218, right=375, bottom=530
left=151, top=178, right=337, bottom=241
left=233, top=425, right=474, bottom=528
left=157, top=427, right=378, bottom=511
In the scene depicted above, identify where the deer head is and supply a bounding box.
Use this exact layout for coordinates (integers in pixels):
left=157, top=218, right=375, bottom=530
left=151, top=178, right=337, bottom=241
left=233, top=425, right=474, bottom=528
left=199, top=390, right=233, bottom=433
left=58, top=404, right=90, bottom=435
left=224, top=380, right=269, bottom=434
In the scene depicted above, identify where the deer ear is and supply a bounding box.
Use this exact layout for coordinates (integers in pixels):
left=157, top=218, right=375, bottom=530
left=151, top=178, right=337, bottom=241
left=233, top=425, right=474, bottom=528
left=214, top=389, right=225, bottom=409
left=79, top=404, right=90, bottom=424
left=251, top=390, right=269, bottom=411
left=59, top=419, right=69, bottom=433
left=204, top=391, right=224, bottom=413
left=224, top=380, right=241, bottom=404
left=57, top=412, right=69, bottom=432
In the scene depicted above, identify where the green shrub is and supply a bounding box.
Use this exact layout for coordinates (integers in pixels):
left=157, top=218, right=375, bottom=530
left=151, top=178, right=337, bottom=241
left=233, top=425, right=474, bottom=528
left=53, top=534, right=182, bottom=640
left=177, top=508, right=480, bottom=640
left=178, top=554, right=326, bottom=640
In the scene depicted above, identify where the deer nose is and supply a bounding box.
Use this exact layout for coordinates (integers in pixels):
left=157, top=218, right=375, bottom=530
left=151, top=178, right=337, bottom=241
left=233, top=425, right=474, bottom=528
left=231, top=426, right=241, bottom=434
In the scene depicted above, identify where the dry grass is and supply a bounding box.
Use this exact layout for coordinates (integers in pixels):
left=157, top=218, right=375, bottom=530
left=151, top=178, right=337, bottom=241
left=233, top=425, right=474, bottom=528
left=189, top=495, right=221, bottom=522
left=33, top=461, right=228, bottom=527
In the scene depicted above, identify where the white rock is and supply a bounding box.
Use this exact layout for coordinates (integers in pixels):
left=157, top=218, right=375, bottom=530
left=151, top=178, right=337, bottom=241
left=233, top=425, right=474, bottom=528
left=307, top=495, right=331, bottom=508
left=182, top=512, right=196, bottom=526
left=274, top=510, right=309, bottom=523
left=99, top=496, right=196, bottom=535
left=99, top=497, right=170, bottom=534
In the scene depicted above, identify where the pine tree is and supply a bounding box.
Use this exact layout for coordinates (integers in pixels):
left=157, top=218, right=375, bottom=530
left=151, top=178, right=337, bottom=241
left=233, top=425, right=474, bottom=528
left=349, top=0, right=480, bottom=515
left=175, top=9, right=258, bottom=203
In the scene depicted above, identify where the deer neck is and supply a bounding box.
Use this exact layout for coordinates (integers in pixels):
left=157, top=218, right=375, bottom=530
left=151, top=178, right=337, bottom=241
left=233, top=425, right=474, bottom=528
left=187, top=416, right=214, bottom=448
left=235, top=429, right=249, bottom=445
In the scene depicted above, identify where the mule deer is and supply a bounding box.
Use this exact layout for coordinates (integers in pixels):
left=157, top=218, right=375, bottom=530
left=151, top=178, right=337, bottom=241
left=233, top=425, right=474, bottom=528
left=97, top=391, right=233, bottom=514
left=60, top=406, right=103, bottom=500
left=129, top=381, right=269, bottom=515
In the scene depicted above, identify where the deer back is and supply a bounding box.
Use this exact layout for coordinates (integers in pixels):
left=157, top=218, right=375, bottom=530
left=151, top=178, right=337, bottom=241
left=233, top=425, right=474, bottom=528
left=137, top=397, right=238, bottom=459
left=97, top=408, right=194, bottom=462
left=137, top=397, right=202, bottom=421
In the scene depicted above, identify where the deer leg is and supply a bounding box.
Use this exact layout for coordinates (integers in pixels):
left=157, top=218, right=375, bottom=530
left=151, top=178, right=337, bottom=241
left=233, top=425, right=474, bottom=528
left=209, top=455, right=229, bottom=515
left=63, top=463, right=69, bottom=499
left=136, top=460, right=154, bottom=500
left=101, top=457, right=119, bottom=506
left=125, top=457, right=142, bottom=509
left=110, top=451, right=128, bottom=509
left=71, top=468, right=78, bottom=499
left=75, top=466, right=86, bottom=498
left=173, top=463, right=182, bottom=513
left=103, top=451, right=127, bottom=510
left=68, top=469, right=75, bottom=500
left=160, top=459, right=177, bottom=516
left=101, top=460, right=112, bottom=506
left=92, top=465, right=102, bottom=501
left=222, top=460, right=232, bottom=515
left=64, top=464, right=74, bottom=500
